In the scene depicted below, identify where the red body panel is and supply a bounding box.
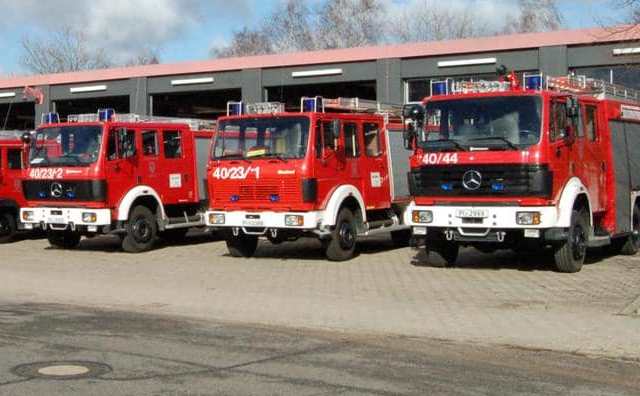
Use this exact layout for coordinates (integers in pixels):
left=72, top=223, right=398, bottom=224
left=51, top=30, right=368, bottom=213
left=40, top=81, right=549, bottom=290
left=0, top=140, right=27, bottom=208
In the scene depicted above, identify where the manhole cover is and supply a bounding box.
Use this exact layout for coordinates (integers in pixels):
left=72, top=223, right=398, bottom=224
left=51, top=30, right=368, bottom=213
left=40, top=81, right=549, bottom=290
left=12, top=361, right=112, bottom=380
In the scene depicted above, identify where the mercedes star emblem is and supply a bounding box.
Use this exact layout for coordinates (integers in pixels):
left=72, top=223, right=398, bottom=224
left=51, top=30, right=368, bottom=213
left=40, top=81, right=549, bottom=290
left=462, top=170, right=482, bottom=191
left=50, top=182, right=64, bottom=198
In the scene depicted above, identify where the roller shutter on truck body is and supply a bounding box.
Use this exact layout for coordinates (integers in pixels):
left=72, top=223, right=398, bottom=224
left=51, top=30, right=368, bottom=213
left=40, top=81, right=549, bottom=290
left=610, top=120, right=640, bottom=233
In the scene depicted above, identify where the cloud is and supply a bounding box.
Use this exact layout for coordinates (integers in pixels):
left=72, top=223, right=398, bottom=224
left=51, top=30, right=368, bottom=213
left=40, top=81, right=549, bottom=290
left=0, top=0, right=251, bottom=63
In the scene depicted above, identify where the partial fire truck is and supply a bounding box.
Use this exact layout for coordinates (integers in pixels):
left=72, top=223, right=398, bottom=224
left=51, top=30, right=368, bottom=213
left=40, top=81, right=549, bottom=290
left=0, top=130, right=28, bottom=243
left=205, top=97, right=411, bottom=260
left=404, top=72, right=640, bottom=272
left=20, top=110, right=215, bottom=252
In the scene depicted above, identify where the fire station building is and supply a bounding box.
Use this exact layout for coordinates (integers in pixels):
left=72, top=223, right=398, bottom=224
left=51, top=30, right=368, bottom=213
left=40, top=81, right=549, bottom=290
left=0, top=26, right=639, bottom=130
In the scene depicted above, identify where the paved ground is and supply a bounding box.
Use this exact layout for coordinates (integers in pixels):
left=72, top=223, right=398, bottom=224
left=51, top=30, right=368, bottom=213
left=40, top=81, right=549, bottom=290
left=1, top=303, right=639, bottom=395
left=1, top=232, right=639, bottom=362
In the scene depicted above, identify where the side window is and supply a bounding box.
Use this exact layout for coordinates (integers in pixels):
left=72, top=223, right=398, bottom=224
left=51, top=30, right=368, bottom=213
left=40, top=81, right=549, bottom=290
left=163, top=130, right=182, bottom=159
left=344, top=123, right=360, bottom=158
left=549, top=101, right=567, bottom=142
left=7, top=149, right=22, bottom=170
left=584, top=106, right=598, bottom=141
left=322, top=121, right=336, bottom=151
left=364, top=123, right=381, bottom=157
left=142, top=130, right=159, bottom=156
left=315, top=121, right=322, bottom=159
left=107, top=130, right=118, bottom=160
left=119, top=129, right=137, bottom=159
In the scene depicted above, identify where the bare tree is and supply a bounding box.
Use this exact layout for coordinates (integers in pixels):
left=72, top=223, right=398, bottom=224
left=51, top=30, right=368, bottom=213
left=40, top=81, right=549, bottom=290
left=125, top=48, right=161, bottom=67
left=210, top=28, right=273, bottom=58
left=265, top=0, right=317, bottom=52
left=20, top=26, right=111, bottom=74
left=316, top=0, right=384, bottom=49
left=503, top=0, right=563, bottom=34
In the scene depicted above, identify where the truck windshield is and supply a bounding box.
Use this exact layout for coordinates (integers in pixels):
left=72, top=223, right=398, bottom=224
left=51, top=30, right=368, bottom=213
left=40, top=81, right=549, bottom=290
left=213, top=117, right=310, bottom=160
left=30, top=125, right=103, bottom=167
left=421, top=96, right=542, bottom=151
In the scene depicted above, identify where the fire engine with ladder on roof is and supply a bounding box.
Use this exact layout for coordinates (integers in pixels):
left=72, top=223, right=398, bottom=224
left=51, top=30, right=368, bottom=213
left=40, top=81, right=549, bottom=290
left=19, top=110, right=215, bottom=252
left=205, top=97, right=412, bottom=260
left=403, top=69, right=640, bottom=272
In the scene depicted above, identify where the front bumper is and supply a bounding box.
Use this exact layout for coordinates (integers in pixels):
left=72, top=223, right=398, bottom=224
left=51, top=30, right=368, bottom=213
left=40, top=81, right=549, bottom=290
left=205, top=210, right=323, bottom=231
left=20, top=207, right=112, bottom=231
left=406, top=203, right=560, bottom=241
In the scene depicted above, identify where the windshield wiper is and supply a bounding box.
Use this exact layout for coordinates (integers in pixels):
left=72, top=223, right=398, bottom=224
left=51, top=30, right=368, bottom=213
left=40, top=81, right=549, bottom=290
left=467, top=137, right=519, bottom=150
left=423, top=138, right=467, bottom=152
left=215, top=153, right=250, bottom=163
left=59, top=154, right=82, bottom=166
left=256, top=152, right=289, bottom=162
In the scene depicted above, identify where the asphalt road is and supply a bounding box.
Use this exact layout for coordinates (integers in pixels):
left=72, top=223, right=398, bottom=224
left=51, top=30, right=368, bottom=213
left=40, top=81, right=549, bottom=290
left=0, top=303, right=639, bottom=396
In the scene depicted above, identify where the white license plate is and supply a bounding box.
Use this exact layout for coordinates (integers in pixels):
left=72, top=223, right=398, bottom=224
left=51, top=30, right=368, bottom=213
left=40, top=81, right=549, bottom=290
left=242, top=219, right=264, bottom=227
left=48, top=217, right=65, bottom=224
left=455, top=209, right=489, bottom=219
left=413, top=226, right=427, bottom=235
left=524, top=229, right=541, bottom=238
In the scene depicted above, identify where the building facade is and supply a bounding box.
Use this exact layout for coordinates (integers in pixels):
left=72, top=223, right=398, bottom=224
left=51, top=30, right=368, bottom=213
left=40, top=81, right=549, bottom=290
left=0, top=26, right=639, bottom=130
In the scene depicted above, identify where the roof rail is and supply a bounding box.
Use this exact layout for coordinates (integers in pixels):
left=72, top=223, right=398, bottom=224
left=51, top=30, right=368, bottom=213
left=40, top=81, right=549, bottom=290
left=301, top=96, right=403, bottom=118
left=546, top=74, right=640, bottom=103
left=66, top=110, right=216, bottom=130
left=0, top=130, right=28, bottom=140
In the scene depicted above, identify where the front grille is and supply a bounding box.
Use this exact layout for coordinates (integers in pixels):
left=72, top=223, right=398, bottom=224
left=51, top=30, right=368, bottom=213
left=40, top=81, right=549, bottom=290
left=408, top=164, right=552, bottom=197
left=213, top=178, right=300, bottom=205
left=23, top=180, right=107, bottom=202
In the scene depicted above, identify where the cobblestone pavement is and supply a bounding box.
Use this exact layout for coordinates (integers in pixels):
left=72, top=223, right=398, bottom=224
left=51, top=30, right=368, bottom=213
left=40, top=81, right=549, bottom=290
left=1, top=233, right=639, bottom=360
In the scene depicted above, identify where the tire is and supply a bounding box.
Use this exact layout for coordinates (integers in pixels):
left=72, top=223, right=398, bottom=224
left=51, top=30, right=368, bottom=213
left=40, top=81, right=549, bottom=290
left=324, top=208, right=358, bottom=261
left=47, top=230, right=81, bottom=249
left=122, top=206, right=158, bottom=253
left=554, top=209, right=589, bottom=273
left=0, top=212, right=17, bottom=244
left=391, top=229, right=411, bottom=247
left=226, top=234, right=259, bottom=258
left=618, top=204, right=640, bottom=256
left=425, top=241, right=459, bottom=267
left=159, top=228, right=189, bottom=243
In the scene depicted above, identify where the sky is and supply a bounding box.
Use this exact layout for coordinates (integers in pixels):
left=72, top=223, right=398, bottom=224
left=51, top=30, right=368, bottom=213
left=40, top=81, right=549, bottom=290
left=0, top=0, right=629, bottom=76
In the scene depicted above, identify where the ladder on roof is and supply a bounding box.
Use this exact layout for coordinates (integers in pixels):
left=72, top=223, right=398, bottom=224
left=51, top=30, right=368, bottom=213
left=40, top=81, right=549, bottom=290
left=66, top=112, right=216, bottom=130
left=546, top=75, right=640, bottom=103
left=302, top=97, right=403, bottom=125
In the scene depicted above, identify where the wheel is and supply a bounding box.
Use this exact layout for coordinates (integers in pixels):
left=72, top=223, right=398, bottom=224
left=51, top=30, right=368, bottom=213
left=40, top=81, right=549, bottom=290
left=618, top=204, right=640, bottom=256
left=47, top=230, right=81, bottom=249
left=424, top=241, right=459, bottom=267
left=0, top=212, right=17, bottom=244
left=159, top=228, right=189, bottom=243
left=324, top=208, right=358, bottom=261
left=391, top=229, right=411, bottom=247
left=122, top=206, right=158, bottom=253
left=554, top=209, right=589, bottom=273
left=226, top=234, right=259, bottom=257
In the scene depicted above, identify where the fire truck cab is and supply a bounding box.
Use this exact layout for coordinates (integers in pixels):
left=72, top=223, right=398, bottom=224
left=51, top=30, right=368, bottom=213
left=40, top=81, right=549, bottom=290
left=404, top=73, right=640, bottom=272
left=0, top=130, right=28, bottom=243
left=20, top=110, right=215, bottom=252
left=205, top=97, right=411, bottom=260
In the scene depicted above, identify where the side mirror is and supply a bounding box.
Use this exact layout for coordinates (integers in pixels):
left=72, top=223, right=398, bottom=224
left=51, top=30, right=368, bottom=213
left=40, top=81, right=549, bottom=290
left=403, top=124, right=416, bottom=150
left=21, top=133, right=31, bottom=145
left=403, top=104, right=425, bottom=125
left=331, top=119, right=340, bottom=141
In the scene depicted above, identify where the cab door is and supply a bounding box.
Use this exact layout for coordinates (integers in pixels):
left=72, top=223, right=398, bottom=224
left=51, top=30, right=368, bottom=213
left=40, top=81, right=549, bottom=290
left=547, top=98, right=577, bottom=194
left=159, top=129, right=195, bottom=204
left=5, top=147, right=24, bottom=200
left=104, top=127, right=138, bottom=207
left=580, top=102, right=606, bottom=212
left=360, top=121, right=391, bottom=209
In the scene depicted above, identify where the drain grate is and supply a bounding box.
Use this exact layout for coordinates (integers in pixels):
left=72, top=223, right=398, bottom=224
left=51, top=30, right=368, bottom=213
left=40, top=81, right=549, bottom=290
left=12, top=361, right=112, bottom=380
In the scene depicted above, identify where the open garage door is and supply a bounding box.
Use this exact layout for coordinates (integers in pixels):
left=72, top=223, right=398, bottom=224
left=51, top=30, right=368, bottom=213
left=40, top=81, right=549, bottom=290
left=0, top=102, right=36, bottom=130
left=266, top=81, right=376, bottom=111
left=151, top=89, right=241, bottom=120
left=53, top=96, right=130, bottom=120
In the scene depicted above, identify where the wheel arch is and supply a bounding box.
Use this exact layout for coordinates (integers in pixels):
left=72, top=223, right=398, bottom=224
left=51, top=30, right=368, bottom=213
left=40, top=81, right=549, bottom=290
left=321, top=185, right=366, bottom=227
left=117, top=186, right=166, bottom=222
left=557, top=177, right=593, bottom=228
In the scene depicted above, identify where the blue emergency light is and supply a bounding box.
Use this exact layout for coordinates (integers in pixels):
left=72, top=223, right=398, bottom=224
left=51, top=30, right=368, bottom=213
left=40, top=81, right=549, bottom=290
left=430, top=79, right=452, bottom=96
left=98, top=108, right=115, bottom=121
left=269, top=194, right=280, bottom=203
left=491, top=182, right=505, bottom=192
left=227, top=101, right=244, bottom=116
left=41, top=112, right=60, bottom=124
left=440, top=183, right=453, bottom=192
left=230, top=194, right=240, bottom=202
left=301, top=96, right=322, bottom=112
left=524, top=74, right=543, bottom=91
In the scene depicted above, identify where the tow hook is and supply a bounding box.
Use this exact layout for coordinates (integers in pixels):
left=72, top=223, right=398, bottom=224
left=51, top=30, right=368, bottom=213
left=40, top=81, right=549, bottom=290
left=269, top=229, right=278, bottom=239
left=445, top=230, right=455, bottom=241
left=497, top=232, right=506, bottom=242
left=232, top=227, right=240, bottom=237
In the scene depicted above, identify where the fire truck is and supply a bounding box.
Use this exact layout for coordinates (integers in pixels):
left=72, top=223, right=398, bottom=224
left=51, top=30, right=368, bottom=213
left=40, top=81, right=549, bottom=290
left=20, top=110, right=215, bottom=252
left=0, top=130, right=28, bottom=243
left=403, top=72, right=640, bottom=272
left=205, top=97, right=411, bottom=260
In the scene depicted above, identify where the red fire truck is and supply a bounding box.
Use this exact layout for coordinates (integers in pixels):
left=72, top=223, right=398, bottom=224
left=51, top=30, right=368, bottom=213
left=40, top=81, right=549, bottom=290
left=20, top=110, right=215, bottom=252
left=0, top=130, right=28, bottom=243
left=205, top=97, right=411, bottom=260
left=404, top=72, right=640, bottom=272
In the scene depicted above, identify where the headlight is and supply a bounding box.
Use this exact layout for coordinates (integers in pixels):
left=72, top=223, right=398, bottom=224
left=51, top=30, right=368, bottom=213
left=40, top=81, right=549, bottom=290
left=516, top=211, right=541, bottom=225
left=82, top=212, right=97, bottom=223
left=22, top=211, right=35, bottom=221
left=209, top=213, right=225, bottom=225
left=412, top=210, right=433, bottom=224
left=285, top=215, right=304, bottom=226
